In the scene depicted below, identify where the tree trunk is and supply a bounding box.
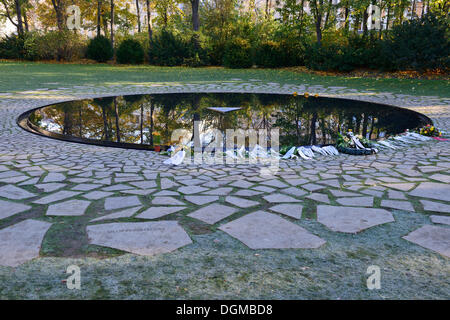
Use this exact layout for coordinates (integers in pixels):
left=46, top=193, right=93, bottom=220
left=344, top=7, right=349, bottom=31
left=15, top=0, right=24, bottom=35
left=97, top=0, right=102, bottom=36
left=363, top=8, right=369, bottom=35
left=149, top=101, right=154, bottom=146
left=191, top=0, right=200, bottom=31
left=110, top=0, right=115, bottom=57
left=51, top=0, right=65, bottom=32
left=101, top=106, right=110, bottom=141
left=315, top=18, right=322, bottom=45
left=324, top=0, right=333, bottom=29
left=309, top=112, right=317, bottom=145
left=386, top=4, right=390, bottom=30
left=312, top=0, right=323, bottom=45
left=114, top=98, right=120, bottom=142
left=140, top=104, right=144, bottom=144
left=136, top=0, right=141, bottom=32
left=146, top=0, right=153, bottom=41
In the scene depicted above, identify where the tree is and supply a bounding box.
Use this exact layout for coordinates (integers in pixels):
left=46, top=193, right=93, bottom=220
left=50, top=0, right=65, bottom=31
left=146, top=0, right=153, bottom=41
left=136, top=0, right=141, bottom=32
left=310, top=0, right=326, bottom=45
left=97, top=0, right=102, bottom=36
left=110, top=0, right=114, bottom=51
left=0, top=0, right=25, bottom=35
left=190, top=0, right=199, bottom=31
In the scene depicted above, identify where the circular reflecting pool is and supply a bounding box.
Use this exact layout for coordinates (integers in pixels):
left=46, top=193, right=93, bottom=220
left=18, top=93, right=431, bottom=150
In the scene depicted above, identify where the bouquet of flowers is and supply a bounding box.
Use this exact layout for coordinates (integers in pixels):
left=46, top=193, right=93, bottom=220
left=418, top=124, right=442, bottom=137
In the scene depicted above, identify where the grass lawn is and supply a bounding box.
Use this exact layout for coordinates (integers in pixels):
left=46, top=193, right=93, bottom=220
left=0, top=61, right=449, bottom=98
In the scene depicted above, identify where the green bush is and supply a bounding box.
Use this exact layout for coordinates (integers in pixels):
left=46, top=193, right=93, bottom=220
left=117, top=39, right=144, bottom=64
left=255, top=40, right=305, bottom=68
left=381, top=14, right=449, bottom=71
left=24, top=31, right=85, bottom=61
left=149, top=29, right=207, bottom=67
left=149, top=29, right=189, bottom=66
left=86, top=35, right=113, bottom=62
left=255, top=41, right=284, bottom=67
left=222, top=38, right=253, bottom=68
left=305, top=43, right=344, bottom=71
left=0, top=34, right=25, bottom=59
left=305, top=34, right=383, bottom=72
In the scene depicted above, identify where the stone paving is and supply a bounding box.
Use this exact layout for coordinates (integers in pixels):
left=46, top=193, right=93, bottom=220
left=0, top=82, right=449, bottom=268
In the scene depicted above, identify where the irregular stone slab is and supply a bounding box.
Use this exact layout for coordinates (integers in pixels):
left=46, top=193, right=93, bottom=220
left=152, top=196, right=185, bottom=206
left=33, top=191, right=81, bottom=204
left=178, top=186, right=209, bottom=194
left=0, top=199, right=31, bottom=220
left=361, top=189, right=384, bottom=198
left=202, top=187, right=232, bottom=195
left=130, top=180, right=158, bottom=189
left=388, top=190, right=406, bottom=200
left=83, top=191, right=113, bottom=200
left=121, top=189, right=155, bottom=196
left=71, top=183, right=102, bottom=191
left=228, top=180, right=254, bottom=189
left=0, top=184, right=35, bottom=200
left=46, top=199, right=91, bottom=216
left=269, top=204, right=303, bottom=219
left=188, top=204, right=238, bottom=224
left=409, top=182, right=450, bottom=202
left=233, top=189, right=263, bottom=197
left=252, top=186, right=276, bottom=193
left=330, top=190, right=361, bottom=197
left=336, top=197, right=374, bottom=207
left=225, top=196, right=259, bottom=208
left=104, top=196, right=141, bottom=210
left=91, top=206, right=142, bottom=222
left=318, top=179, right=341, bottom=188
left=153, top=190, right=179, bottom=196
left=86, top=221, right=192, bottom=256
left=383, top=183, right=416, bottom=191
left=263, top=194, right=302, bottom=203
left=317, top=205, right=395, bottom=233
left=35, top=183, right=66, bottom=192
left=421, top=200, right=450, bottom=213
left=178, top=178, right=205, bottom=186
left=403, top=225, right=450, bottom=257
left=0, top=219, right=52, bottom=267
left=428, top=173, right=450, bottom=184
left=42, top=172, right=66, bottom=183
left=0, top=175, right=30, bottom=184
left=430, top=215, right=450, bottom=226
left=137, top=206, right=186, bottom=219
left=381, top=200, right=414, bottom=212
left=102, top=184, right=133, bottom=192
left=306, top=193, right=330, bottom=204
left=184, top=196, right=219, bottom=205
left=281, top=187, right=307, bottom=197
left=302, top=183, right=325, bottom=192
left=260, top=179, right=288, bottom=188
left=284, top=178, right=309, bottom=186
left=219, top=211, right=325, bottom=249
left=160, top=178, right=180, bottom=189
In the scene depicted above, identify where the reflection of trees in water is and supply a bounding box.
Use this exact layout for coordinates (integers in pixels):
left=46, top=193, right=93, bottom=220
left=31, top=94, right=426, bottom=147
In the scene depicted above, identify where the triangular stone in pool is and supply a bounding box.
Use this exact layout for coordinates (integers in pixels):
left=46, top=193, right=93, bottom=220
left=207, top=107, right=241, bottom=113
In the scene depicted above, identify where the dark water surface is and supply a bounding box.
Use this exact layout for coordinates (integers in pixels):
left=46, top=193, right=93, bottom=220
left=23, top=93, right=429, bottom=149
